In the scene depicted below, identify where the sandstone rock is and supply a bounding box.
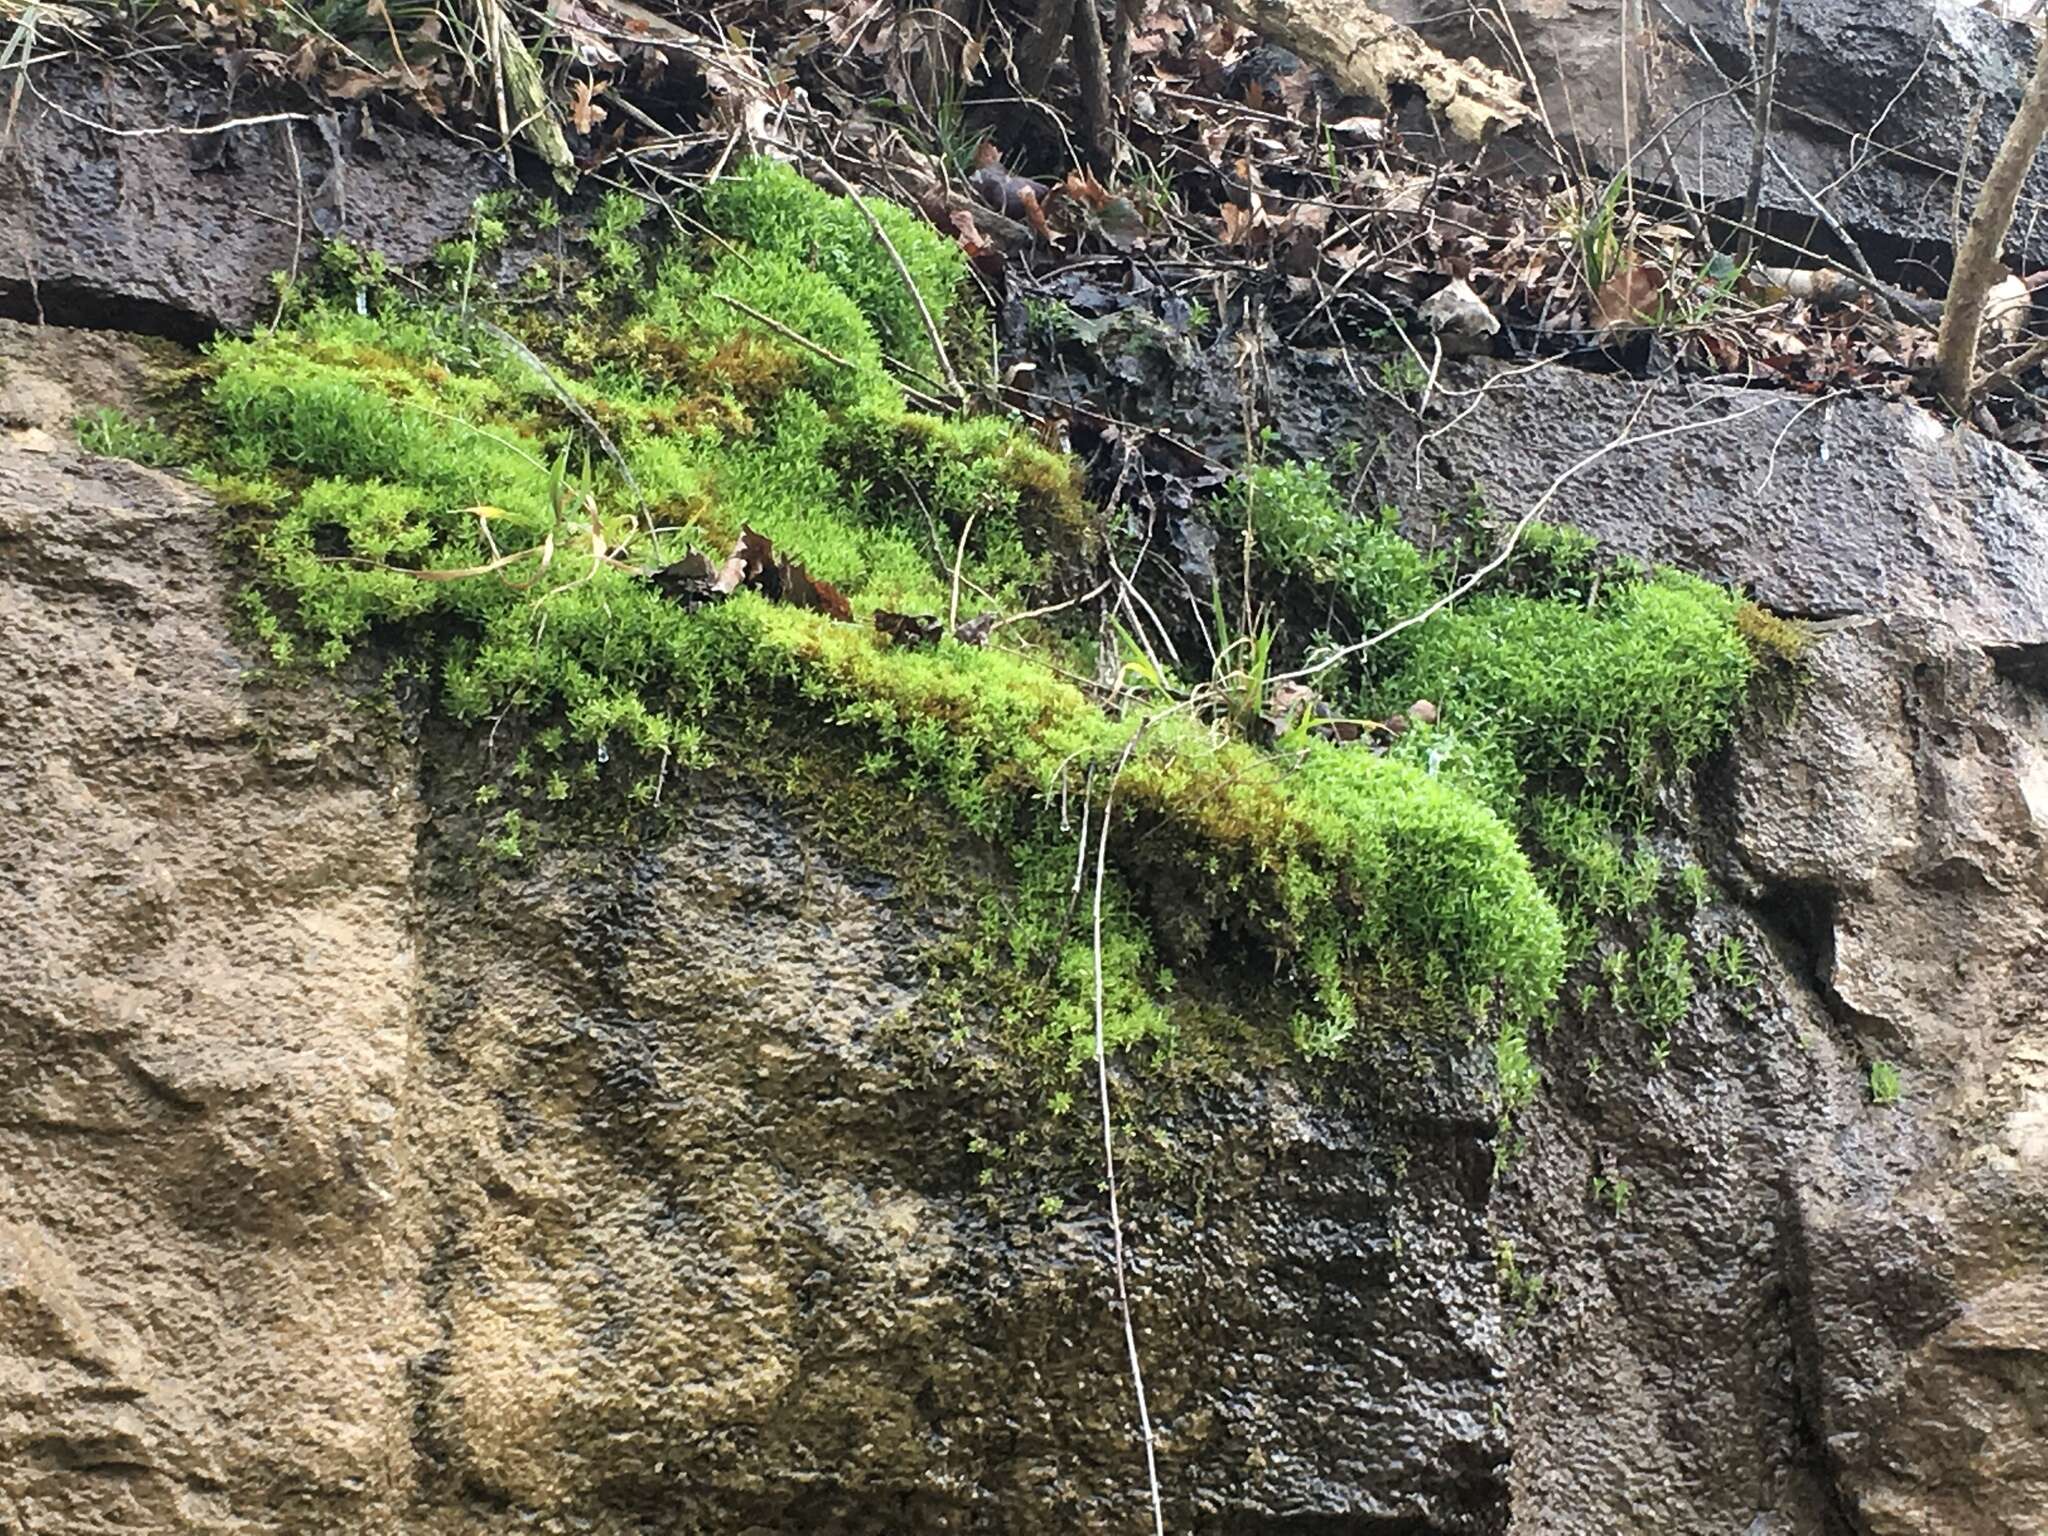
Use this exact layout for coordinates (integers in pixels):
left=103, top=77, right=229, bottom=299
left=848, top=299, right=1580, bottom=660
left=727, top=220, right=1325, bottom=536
left=4, top=302, right=2044, bottom=1533
left=0, top=320, right=427, bottom=1532
left=0, top=321, right=1511, bottom=1532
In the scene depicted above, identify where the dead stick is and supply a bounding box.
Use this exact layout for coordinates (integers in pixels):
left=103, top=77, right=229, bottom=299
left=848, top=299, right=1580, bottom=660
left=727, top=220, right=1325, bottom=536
left=1737, top=0, right=1783, bottom=265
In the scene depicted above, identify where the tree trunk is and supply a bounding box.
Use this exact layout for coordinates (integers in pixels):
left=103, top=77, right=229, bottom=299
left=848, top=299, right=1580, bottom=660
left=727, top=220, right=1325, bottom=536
left=1935, top=23, right=2048, bottom=412
left=1071, top=0, right=1116, bottom=169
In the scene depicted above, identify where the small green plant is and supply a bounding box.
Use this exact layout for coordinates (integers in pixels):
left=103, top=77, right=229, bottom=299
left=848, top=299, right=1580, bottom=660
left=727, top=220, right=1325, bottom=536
left=1675, top=861, right=1711, bottom=910
left=927, top=82, right=992, bottom=177
left=1563, top=174, right=1629, bottom=294
left=1616, top=844, right=1662, bottom=916
left=1661, top=251, right=1749, bottom=330
left=1377, top=348, right=1429, bottom=396
left=1707, top=933, right=1758, bottom=989
left=1735, top=600, right=1812, bottom=667
left=1495, top=1015, right=1541, bottom=1116
left=489, top=810, right=528, bottom=862
left=1290, top=1009, right=1355, bottom=1061
left=1492, top=1013, right=1541, bottom=1176
left=1589, top=1170, right=1633, bottom=1219
left=1625, top=920, right=1694, bottom=1036
left=1495, top=1238, right=1546, bottom=1322
left=75, top=407, right=178, bottom=465
left=1869, top=1059, right=1902, bottom=1106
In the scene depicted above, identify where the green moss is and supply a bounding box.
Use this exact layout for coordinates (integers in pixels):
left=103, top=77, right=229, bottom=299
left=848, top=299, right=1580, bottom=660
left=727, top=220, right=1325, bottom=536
left=1735, top=599, right=1813, bottom=666
left=698, top=158, right=966, bottom=373
left=181, top=158, right=1761, bottom=1109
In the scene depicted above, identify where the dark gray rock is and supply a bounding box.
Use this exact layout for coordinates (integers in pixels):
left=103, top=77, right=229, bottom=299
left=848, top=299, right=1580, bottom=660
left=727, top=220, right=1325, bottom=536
left=1079, top=326, right=2048, bottom=1531
left=1387, top=0, right=2048, bottom=274
left=405, top=781, right=1513, bottom=1533
left=0, top=57, right=503, bottom=336
left=1082, top=332, right=2048, bottom=646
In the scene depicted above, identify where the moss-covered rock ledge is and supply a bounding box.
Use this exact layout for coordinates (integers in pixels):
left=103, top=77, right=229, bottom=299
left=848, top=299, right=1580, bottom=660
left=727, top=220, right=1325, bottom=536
left=150, top=158, right=1770, bottom=1097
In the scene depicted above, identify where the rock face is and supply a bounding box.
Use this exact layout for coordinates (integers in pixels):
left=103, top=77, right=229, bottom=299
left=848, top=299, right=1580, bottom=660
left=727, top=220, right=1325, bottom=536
left=0, top=321, right=1510, bottom=1532
left=1387, top=0, right=2048, bottom=271
left=1245, top=350, right=2048, bottom=1534
left=0, top=59, right=503, bottom=337
left=5, top=295, right=2045, bottom=1532
left=404, top=786, right=1508, bottom=1533
left=0, top=323, right=428, bottom=1530
left=4, top=63, right=2047, bottom=1532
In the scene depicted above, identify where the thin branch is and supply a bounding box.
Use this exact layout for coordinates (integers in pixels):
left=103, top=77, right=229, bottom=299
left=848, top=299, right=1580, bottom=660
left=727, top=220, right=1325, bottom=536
left=475, top=318, right=644, bottom=496
left=24, top=82, right=316, bottom=137
left=947, top=507, right=978, bottom=631
left=988, top=575, right=1116, bottom=637
left=803, top=146, right=966, bottom=404
left=1737, top=0, right=1784, bottom=265
left=1085, top=720, right=1170, bottom=1536
left=1972, top=329, right=2048, bottom=396
left=709, top=292, right=858, bottom=370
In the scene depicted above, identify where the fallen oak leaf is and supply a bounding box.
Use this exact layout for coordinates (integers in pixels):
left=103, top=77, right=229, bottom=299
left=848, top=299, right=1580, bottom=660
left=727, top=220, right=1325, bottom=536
left=718, top=526, right=777, bottom=595
left=970, top=160, right=1049, bottom=220
left=875, top=610, right=944, bottom=646
left=1592, top=262, right=1666, bottom=332
left=321, top=66, right=392, bottom=100
left=568, top=77, right=609, bottom=135
left=779, top=558, right=853, bottom=622
left=646, top=549, right=722, bottom=605
left=1017, top=187, right=1055, bottom=243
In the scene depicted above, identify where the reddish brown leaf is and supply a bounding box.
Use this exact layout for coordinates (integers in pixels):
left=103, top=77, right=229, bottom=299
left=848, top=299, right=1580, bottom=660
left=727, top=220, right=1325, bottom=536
left=780, top=560, right=853, bottom=622
left=971, top=164, right=1050, bottom=221
left=1017, top=187, right=1053, bottom=242
left=1061, top=167, right=1111, bottom=211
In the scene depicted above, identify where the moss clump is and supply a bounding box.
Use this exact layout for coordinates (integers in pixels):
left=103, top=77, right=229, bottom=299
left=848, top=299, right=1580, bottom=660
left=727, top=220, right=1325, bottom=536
left=697, top=159, right=967, bottom=373
left=1734, top=599, right=1812, bottom=666
left=182, top=162, right=1759, bottom=1102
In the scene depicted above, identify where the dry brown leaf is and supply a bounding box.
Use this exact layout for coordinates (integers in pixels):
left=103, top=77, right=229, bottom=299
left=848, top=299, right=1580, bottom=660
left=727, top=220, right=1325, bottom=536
left=568, top=77, right=609, bottom=135
left=1592, top=263, right=1666, bottom=332
left=781, top=561, right=853, bottom=622
left=875, top=611, right=943, bottom=646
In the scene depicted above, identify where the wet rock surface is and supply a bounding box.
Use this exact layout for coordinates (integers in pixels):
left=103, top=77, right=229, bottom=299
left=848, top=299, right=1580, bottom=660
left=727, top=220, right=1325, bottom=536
left=405, top=781, right=1508, bottom=1533
left=1387, top=0, right=2048, bottom=273
left=1027, top=292, right=2048, bottom=1530
left=3, top=85, right=2046, bottom=1536
left=0, top=321, right=428, bottom=1531
left=0, top=327, right=1511, bottom=1534
left=0, top=58, right=503, bottom=337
